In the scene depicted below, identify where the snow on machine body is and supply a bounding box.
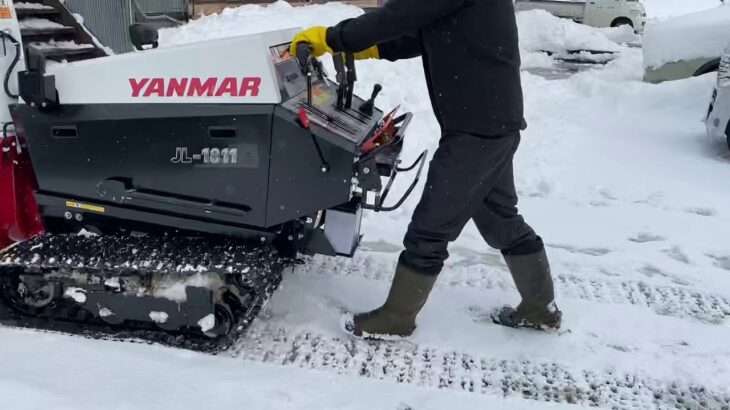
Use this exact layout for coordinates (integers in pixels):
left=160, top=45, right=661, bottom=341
left=0, top=0, right=423, bottom=351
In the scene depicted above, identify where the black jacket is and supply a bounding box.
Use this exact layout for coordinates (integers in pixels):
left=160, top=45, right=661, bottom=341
left=326, top=0, right=526, bottom=137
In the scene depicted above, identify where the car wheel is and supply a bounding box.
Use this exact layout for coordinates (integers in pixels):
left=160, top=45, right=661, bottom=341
left=611, top=17, right=634, bottom=28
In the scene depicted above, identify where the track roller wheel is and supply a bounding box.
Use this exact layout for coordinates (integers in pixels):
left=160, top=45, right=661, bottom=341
left=203, top=304, right=235, bottom=339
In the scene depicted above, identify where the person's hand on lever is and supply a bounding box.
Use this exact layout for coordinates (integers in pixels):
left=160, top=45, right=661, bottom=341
left=290, top=26, right=380, bottom=60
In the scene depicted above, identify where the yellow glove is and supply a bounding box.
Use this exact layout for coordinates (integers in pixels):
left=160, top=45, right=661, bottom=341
left=290, top=27, right=332, bottom=58
left=353, top=46, right=380, bottom=60
left=290, top=26, right=380, bottom=60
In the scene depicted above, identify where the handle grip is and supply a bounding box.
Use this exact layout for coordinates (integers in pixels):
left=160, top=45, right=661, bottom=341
left=296, top=42, right=311, bottom=73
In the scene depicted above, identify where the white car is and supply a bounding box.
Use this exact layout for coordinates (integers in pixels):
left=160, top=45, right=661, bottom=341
left=514, top=0, right=646, bottom=32
left=643, top=5, right=730, bottom=83
left=706, top=43, right=730, bottom=150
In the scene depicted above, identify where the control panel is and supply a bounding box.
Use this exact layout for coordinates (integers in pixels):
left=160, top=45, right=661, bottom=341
left=270, top=42, right=385, bottom=148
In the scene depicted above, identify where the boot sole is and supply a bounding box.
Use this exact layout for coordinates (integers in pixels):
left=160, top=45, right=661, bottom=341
left=490, top=309, right=562, bottom=331
left=340, top=313, right=414, bottom=341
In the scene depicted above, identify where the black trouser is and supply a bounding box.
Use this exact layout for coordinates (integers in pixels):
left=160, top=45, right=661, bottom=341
left=400, top=130, right=543, bottom=276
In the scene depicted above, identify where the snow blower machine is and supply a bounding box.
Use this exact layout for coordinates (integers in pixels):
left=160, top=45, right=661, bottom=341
left=0, top=0, right=425, bottom=352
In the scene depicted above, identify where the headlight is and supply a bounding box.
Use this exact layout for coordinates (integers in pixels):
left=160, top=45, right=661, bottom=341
left=719, top=53, right=730, bottom=88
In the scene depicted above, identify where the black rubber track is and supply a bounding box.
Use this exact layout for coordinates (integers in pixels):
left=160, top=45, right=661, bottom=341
left=0, top=233, right=291, bottom=353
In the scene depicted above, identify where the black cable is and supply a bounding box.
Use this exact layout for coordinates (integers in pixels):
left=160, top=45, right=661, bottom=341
left=0, top=31, right=20, bottom=99
left=2, top=122, right=15, bottom=162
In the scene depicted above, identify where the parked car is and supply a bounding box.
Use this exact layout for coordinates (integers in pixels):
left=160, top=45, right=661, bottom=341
left=706, top=42, right=730, bottom=150
left=514, top=0, right=646, bottom=32
left=643, top=4, right=730, bottom=83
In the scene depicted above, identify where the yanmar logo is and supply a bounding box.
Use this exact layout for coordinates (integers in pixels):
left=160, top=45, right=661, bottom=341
left=129, top=77, right=262, bottom=98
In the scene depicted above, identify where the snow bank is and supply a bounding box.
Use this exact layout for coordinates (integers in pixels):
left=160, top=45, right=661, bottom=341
left=517, top=9, right=623, bottom=53
left=159, top=0, right=362, bottom=47
left=643, top=5, right=730, bottom=69
left=159, top=3, right=628, bottom=72
left=643, top=0, right=722, bottom=21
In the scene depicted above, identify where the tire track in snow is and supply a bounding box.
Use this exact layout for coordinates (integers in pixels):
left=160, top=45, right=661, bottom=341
left=235, top=328, right=730, bottom=409
left=297, top=254, right=730, bottom=324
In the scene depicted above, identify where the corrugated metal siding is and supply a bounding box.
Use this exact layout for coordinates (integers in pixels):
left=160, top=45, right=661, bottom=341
left=65, top=0, right=187, bottom=54
left=65, top=0, right=134, bottom=53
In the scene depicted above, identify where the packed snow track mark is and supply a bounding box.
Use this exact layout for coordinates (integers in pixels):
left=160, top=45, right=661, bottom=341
left=298, top=255, right=730, bottom=324
left=236, top=329, right=730, bottom=409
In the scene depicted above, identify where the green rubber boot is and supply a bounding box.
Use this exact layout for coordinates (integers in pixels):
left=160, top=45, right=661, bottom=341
left=492, top=249, right=562, bottom=330
left=347, top=263, right=437, bottom=339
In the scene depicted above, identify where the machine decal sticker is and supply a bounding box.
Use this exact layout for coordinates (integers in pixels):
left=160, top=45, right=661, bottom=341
left=171, top=147, right=238, bottom=165
left=129, top=77, right=262, bottom=98
left=65, top=201, right=106, bottom=214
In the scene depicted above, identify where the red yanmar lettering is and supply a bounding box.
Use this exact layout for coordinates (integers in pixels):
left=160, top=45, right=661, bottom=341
left=166, top=78, right=188, bottom=97
left=240, top=77, right=261, bottom=97
left=129, top=78, right=150, bottom=97
left=187, top=78, right=218, bottom=97
left=144, top=78, right=165, bottom=97
left=129, top=77, right=263, bottom=98
left=215, top=77, right=238, bottom=97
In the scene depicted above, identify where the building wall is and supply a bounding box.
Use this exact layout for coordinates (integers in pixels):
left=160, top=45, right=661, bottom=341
left=65, top=0, right=134, bottom=53
left=64, top=0, right=188, bottom=53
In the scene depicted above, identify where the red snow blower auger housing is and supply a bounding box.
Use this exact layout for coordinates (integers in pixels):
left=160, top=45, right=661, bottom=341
left=0, top=123, right=43, bottom=249
left=0, top=2, right=425, bottom=353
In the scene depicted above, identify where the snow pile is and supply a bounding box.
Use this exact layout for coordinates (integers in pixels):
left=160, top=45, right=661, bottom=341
left=643, top=5, right=730, bottom=69
left=517, top=9, right=623, bottom=53
left=159, top=1, right=362, bottom=47
left=159, top=3, right=629, bottom=73
left=643, top=0, right=722, bottom=21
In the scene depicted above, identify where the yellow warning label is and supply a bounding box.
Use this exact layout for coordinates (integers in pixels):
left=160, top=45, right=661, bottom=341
left=66, top=201, right=106, bottom=214
left=0, top=7, right=12, bottom=19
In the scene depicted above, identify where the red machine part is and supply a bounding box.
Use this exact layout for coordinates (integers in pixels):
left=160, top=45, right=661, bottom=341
left=361, top=106, right=399, bottom=154
left=0, top=123, right=44, bottom=249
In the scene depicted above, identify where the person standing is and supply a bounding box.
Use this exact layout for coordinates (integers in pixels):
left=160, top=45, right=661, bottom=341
left=290, top=0, right=562, bottom=338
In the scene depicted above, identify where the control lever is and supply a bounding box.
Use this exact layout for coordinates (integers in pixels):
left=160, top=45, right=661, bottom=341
left=332, top=53, right=357, bottom=111
left=344, top=53, right=356, bottom=109
left=296, top=42, right=311, bottom=74
left=333, top=53, right=347, bottom=110
left=296, top=42, right=314, bottom=106
left=359, top=84, right=382, bottom=116
left=297, top=108, right=330, bottom=174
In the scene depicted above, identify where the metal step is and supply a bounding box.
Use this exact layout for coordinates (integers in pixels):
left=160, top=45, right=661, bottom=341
left=16, top=0, right=109, bottom=65
left=20, top=26, right=76, bottom=41
left=32, top=46, right=101, bottom=62
left=15, top=8, right=61, bottom=18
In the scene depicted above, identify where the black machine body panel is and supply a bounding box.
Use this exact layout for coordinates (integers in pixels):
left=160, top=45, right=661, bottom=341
left=11, top=104, right=274, bottom=228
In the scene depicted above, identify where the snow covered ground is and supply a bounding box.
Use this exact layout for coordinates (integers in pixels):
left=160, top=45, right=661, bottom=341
left=3, top=2, right=730, bottom=409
